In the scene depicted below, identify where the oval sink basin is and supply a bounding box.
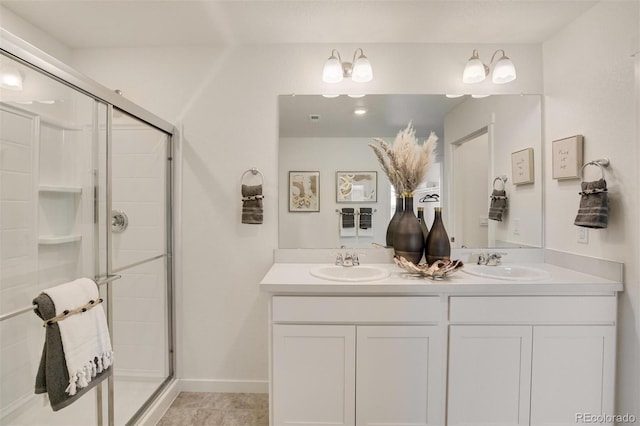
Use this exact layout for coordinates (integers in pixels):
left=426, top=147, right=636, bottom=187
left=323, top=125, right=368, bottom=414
left=462, top=264, right=551, bottom=281
left=310, top=265, right=390, bottom=282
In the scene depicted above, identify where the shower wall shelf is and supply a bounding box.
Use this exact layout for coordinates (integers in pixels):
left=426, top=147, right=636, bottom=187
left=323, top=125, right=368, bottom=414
left=38, top=235, right=82, bottom=245
left=38, top=185, right=82, bottom=194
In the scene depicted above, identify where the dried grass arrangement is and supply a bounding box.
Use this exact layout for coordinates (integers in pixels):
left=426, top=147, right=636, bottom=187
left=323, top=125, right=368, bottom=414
left=369, top=123, right=438, bottom=195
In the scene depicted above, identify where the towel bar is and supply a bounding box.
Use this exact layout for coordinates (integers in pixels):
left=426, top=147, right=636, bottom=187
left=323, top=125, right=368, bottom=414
left=0, top=275, right=121, bottom=323
left=580, top=158, right=610, bottom=182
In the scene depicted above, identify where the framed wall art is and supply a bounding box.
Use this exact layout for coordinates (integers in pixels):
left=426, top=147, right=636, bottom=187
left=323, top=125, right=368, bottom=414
left=552, top=135, right=584, bottom=179
left=511, top=148, right=534, bottom=185
left=288, top=171, right=320, bottom=212
left=336, top=171, right=377, bottom=203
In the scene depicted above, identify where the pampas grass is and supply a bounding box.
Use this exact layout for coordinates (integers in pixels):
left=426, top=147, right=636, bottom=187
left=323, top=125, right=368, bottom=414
left=370, top=123, right=438, bottom=194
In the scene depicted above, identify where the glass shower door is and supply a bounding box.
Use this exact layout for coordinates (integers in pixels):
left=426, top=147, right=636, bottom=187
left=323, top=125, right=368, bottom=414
left=107, top=109, right=172, bottom=425
left=0, top=53, right=107, bottom=425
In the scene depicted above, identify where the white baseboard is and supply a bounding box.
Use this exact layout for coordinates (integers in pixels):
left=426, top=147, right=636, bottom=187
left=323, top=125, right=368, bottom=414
left=134, top=379, right=181, bottom=426
left=180, top=379, right=268, bottom=394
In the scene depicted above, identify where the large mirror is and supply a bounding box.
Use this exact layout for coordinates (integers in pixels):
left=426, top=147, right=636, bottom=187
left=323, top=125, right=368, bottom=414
left=278, top=94, right=542, bottom=249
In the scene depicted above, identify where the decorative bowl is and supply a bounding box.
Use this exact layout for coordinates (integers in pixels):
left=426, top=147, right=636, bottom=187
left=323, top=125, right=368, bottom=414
left=393, top=256, right=464, bottom=280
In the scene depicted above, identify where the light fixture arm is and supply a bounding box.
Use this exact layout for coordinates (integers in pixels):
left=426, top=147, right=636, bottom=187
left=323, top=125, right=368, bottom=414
left=489, top=49, right=507, bottom=65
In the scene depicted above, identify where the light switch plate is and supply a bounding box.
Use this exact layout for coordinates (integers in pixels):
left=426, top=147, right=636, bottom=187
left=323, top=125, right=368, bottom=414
left=577, top=227, right=589, bottom=244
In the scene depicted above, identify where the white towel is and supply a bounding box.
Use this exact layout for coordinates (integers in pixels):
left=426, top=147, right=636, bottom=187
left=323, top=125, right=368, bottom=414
left=42, top=278, right=113, bottom=396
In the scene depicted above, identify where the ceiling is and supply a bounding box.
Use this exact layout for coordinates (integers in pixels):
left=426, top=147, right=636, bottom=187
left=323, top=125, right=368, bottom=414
left=1, top=1, right=597, bottom=48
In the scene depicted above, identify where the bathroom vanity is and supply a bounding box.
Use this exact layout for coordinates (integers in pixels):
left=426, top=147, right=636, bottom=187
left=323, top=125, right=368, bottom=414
left=260, top=249, right=623, bottom=426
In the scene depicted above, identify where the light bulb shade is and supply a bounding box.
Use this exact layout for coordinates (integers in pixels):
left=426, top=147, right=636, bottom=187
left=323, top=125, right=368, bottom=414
left=322, top=54, right=344, bottom=83
left=492, top=55, right=516, bottom=84
left=462, top=57, right=487, bottom=84
left=0, top=66, right=23, bottom=91
left=351, top=53, right=373, bottom=83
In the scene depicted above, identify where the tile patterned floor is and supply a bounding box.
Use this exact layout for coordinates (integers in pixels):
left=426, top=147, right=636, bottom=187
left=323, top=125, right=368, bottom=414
left=157, top=392, right=269, bottom=426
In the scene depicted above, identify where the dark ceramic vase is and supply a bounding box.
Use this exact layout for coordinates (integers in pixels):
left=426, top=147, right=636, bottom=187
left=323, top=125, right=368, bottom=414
left=417, top=207, right=429, bottom=263
left=393, top=195, right=425, bottom=264
left=425, top=207, right=451, bottom=264
left=385, top=195, right=404, bottom=247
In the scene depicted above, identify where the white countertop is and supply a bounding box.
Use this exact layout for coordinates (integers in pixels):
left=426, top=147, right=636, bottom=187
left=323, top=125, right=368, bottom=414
left=260, top=262, right=623, bottom=295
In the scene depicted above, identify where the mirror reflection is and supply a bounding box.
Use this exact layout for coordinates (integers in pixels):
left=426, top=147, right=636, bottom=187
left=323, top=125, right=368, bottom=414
left=278, top=94, right=542, bottom=249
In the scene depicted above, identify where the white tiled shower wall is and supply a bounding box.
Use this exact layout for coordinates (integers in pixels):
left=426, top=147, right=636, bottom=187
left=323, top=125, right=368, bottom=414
left=111, top=125, right=168, bottom=379
left=0, top=106, right=39, bottom=417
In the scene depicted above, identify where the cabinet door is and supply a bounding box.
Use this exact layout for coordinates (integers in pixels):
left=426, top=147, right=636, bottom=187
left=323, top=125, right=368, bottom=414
left=356, top=325, right=444, bottom=426
left=530, top=326, right=616, bottom=425
left=448, top=325, right=532, bottom=426
left=272, top=324, right=356, bottom=426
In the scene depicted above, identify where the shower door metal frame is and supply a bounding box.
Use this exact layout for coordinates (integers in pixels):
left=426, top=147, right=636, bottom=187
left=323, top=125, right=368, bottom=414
left=1, top=28, right=177, bottom=426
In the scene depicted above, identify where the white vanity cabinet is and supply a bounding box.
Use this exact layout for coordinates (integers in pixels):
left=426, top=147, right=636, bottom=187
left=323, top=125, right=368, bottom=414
left=447, top=296, right=617, bottom=426
left=271, top=296, right=445, bottom=426
left=262, top=259, right=622, bottom=426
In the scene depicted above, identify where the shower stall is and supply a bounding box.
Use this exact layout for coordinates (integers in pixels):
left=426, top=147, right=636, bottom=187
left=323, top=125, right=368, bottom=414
left=0, top=30, right=176, bottom=425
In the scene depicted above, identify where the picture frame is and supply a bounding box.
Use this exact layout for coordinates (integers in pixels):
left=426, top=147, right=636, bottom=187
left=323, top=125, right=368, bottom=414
left=552, top=135, right=584, bottom=180
left=288, top=171, right=320, bottom=212
left=336, top=171, right=377, bottom=203
left=511, top=148, right=534, bottom=185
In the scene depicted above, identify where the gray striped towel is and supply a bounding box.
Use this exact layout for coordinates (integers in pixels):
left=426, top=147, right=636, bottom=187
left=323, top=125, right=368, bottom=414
left=242, top=184, right=264, bottom=224
left=488, top=189, right=507, bottom=221
left=574, top=179, right=608, bottom=229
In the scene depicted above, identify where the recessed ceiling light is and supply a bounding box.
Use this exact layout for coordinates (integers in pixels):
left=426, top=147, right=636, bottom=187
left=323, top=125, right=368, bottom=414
left=472, top=94, right=490, bottom=98
left=348, top=94, right=366, bottom=98
left=354, top=107, right=368, bottom=116
left=322, top=93, right=340, bottom=98
left=446, top=94, right=464, bottom=98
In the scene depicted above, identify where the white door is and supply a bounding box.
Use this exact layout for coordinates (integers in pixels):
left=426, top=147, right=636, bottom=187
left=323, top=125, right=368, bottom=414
left=452, top=131, right=490, bottom=248
left=356, top=325, right=444, bottom=425
left=530, top=325, right=616, bottom=425
left=447, top=325, right=532, bottom=426
left=272, top=324, right=356, bottom=426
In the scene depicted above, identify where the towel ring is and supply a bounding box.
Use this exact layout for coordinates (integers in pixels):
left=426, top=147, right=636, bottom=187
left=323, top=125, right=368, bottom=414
left=580, top=158, right=609, bottom=183
left=241, top=167, right=263, bottom=185
left=492, top=176, right=508, bottom=190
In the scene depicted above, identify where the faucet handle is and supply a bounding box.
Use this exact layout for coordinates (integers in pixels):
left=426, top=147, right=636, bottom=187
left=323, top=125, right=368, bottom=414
left=335, top=253, right=343, bottom=265
left=472, top=252, right=489, bottom=265
left=352, top=252, right=359, bottom=266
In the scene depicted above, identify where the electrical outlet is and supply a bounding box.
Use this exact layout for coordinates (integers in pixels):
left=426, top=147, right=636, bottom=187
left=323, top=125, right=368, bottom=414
left=513, top=218, right=520, bottom=235
left=577, top=227, right=589, bottom=244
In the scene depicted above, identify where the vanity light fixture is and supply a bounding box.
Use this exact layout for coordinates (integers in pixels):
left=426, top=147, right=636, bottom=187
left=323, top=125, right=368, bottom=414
left=462, top=49, right=516, bottom=84
left=322, top=48, right=373, bottom=83
left=0, top=65, right=24, bottom=91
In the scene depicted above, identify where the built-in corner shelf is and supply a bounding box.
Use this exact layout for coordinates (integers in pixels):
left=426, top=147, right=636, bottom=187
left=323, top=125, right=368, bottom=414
left=38, top=185, right=82, bottom=194
left=38, top=235, right=82, bottom=245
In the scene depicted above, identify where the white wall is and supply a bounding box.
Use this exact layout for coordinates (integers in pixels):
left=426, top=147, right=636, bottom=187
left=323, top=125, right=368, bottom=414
left=543, top=0, right=639, bottom=417
left=0, top=5, right=72, bottom=64
left=279, top=137, right=389, bottom=249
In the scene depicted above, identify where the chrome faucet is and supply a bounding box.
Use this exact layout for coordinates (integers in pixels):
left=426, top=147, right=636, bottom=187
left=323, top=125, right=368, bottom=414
left=486, top=253, right=503, bottom=266
left=335, top=251, right=359, bottom=267
left=475, top=252, right=506, bottom=266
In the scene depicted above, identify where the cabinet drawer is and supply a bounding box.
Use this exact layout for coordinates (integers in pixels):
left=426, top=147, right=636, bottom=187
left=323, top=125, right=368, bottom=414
left=449, top=296, right=616, bottom=324
left=273, top=296, right=441, bottom=323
